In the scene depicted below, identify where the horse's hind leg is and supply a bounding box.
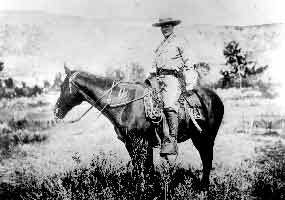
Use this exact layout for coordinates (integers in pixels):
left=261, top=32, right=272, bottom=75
left=191, top=133, right=214, bottom=189
left=200, top=142, right=214, bottom=188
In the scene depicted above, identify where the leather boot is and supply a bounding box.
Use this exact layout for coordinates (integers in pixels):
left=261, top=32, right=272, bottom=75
left=160, top=110, right=178, bottom=156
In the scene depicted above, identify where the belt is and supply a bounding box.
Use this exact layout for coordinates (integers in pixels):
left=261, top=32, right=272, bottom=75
left=157, top=68, right=182, bottom=78
left=157, top=68, right=177, bottom=76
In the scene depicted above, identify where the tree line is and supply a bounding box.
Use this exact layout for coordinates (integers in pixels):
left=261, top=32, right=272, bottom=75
left=0, top=39, right=270, bottom=100
left=0, top=62, right=63, bottom=99
left=104, top=41, right=268, bottom=90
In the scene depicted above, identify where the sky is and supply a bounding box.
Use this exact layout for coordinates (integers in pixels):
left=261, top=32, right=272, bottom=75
left=0, top=0, right=285, bottom=25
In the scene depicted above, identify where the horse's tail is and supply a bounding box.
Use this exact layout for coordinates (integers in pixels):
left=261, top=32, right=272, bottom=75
left=194, top=87, right=224, bottom=139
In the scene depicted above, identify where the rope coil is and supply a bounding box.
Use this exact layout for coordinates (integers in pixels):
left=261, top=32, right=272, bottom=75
left=143, top=88, right=163, bottom=124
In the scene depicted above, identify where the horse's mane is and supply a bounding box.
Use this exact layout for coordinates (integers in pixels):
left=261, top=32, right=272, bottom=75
left=76, top=70, right=145, bottom=90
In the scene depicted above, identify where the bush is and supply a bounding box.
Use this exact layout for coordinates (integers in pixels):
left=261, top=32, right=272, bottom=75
left=7, top=117, right=56, bottom=132
left=219, top=40, right=268, bottom=89
left=0, top=81, right=44, bottom=99
left=1, top=141, right=284, bottom=200
left=252, top=141, right=285, bottom=200
left=0, top=118, right=55, bottom=158
left=0, top=129, right=48, bottom=159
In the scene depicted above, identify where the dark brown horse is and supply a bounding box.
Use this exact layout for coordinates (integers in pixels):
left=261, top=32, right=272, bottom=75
left=54, top=66, right=224, bottom=190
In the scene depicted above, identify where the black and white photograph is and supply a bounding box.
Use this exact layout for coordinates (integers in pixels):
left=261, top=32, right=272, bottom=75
left=0, top=0, right=284, bottom=199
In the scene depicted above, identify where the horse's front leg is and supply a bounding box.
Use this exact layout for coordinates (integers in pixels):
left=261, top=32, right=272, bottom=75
left=125, top=136, right=154, bottom=192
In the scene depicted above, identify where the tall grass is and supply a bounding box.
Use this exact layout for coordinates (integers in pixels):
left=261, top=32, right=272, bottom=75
left=0, top=117, right=55, bottom=159
left=252, top=141, right=285, bottom=200
left=1, top=141, right=284, bottom=200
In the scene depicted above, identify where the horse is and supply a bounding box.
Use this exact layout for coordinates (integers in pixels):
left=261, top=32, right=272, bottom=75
left=54, top=66, right=224, bottom=191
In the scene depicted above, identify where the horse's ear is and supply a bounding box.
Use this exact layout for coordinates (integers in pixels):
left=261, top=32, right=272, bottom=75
left=64, top=63, right=72, bottom=76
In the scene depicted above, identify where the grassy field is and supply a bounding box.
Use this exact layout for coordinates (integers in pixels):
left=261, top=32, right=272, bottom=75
left=0, top=88, right=284, bottom=199
left=0, top=10, right=284, bottom=200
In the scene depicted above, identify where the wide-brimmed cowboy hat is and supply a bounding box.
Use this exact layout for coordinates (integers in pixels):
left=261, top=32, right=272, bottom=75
left=152, top=17, right=181, bottom=27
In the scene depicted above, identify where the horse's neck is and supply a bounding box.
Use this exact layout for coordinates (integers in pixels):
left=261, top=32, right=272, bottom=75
left=74, top=73, right=123, bottom=125
left=76, top=73, right=114, bottom=104
left=75, top=73, right=145, bottom=126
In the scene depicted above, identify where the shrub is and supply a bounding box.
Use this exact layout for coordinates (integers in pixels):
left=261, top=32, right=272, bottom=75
left=0, top=117, right=54, bottom=158
left=219, top=40, right=268, bottom=89
left=1, top=142, right=284, bottom=200
left=251, top=141, right=285, bottom=200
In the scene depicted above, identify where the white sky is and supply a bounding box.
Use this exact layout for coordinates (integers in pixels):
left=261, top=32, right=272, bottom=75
left=0, top=0, right=285, bottom=25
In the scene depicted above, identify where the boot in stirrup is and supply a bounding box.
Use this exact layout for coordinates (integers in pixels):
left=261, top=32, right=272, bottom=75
left=160, top=109, right=178, bottom=156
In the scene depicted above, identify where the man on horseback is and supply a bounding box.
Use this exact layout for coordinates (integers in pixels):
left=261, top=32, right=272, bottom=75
left=152, top=17, right=198, bottom=156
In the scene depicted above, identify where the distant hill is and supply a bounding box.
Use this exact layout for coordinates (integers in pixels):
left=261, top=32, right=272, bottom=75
left=0, top=11, right=284, bottom=85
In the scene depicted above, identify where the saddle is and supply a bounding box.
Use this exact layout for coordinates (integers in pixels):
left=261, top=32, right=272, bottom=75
left=144, top=77, right=205, bottom=124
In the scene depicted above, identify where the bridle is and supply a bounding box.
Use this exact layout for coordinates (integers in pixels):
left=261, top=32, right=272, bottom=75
left=66, top=72, right=148, bottom=123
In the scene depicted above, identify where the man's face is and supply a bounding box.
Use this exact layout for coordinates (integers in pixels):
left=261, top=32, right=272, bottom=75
left=161, top=24, right=174, bottom=38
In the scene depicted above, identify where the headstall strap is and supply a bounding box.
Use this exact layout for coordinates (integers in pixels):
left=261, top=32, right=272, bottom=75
left=69, top=72, right=80, bottom=93
left=67, top=72, right=148, bottom=123
left=67, top=74, right=121, bottom=123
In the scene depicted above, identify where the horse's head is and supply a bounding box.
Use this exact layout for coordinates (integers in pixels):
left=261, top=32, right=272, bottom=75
left=54, top=65, right=83, bottom=119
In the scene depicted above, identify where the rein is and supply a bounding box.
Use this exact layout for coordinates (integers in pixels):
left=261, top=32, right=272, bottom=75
left=68, top=73, right=148, bottom=123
